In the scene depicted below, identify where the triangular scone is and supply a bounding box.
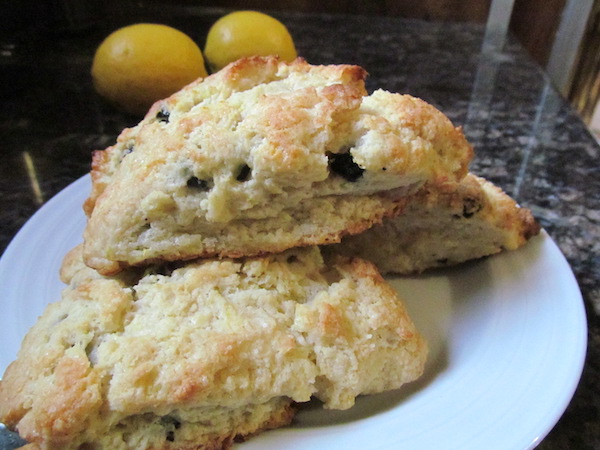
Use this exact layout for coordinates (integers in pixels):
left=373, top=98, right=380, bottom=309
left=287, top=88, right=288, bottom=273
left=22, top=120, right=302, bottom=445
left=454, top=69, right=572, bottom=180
left=82, top=56, right=472, bottom=275
left=330, top=174, right=541, bottom=274
left=0, top=245, right=427, bottom=450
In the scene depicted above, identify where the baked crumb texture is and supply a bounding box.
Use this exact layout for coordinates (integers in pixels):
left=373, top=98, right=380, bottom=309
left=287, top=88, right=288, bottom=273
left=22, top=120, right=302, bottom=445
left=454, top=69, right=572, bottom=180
left=331, top=173, right=541, bottom=274
left=0, top=246, right=427, bottom=450
left=82, top=56, right=473, bottom=275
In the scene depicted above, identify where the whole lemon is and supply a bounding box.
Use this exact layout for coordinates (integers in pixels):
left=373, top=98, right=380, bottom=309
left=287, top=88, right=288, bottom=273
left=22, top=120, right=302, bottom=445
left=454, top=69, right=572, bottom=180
left=91, top=23, right=208, bottom=115
left=204, top=11, right=297, bottom=73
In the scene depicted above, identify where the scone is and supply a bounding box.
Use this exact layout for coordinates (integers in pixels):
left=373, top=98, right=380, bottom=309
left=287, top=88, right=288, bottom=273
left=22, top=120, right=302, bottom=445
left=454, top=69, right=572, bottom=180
left=0, top=245, right=427, bottom=450
left=82, top=56, right=473, bottom=274
left=331, top=174, right=540, bottom=274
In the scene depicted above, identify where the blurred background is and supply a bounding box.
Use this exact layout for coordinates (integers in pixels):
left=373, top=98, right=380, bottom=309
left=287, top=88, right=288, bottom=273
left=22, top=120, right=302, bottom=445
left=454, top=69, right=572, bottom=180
left=1, top=0, right=598, bottom=133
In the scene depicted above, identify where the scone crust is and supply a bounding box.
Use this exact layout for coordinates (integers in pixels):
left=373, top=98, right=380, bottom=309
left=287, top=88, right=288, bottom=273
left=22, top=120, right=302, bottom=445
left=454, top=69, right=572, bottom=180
left=82, top=56, right=472, bottom=274
left=1, top=246, right=427, bottom=449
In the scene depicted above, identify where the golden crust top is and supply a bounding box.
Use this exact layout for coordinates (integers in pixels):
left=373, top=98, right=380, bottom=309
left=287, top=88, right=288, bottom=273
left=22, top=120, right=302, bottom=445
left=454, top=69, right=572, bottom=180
left=1, top=246, right=427, bottom=449
left=81, top=56, right=473, bottom=274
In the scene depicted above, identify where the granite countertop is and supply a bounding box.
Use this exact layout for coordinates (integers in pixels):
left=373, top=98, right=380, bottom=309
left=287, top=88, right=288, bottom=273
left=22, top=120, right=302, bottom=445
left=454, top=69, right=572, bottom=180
left=0, top=4, right=598, bottom=449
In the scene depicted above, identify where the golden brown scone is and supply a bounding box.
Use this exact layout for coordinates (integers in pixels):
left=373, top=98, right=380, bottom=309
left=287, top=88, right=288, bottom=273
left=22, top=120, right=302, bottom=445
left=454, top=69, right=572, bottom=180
left=330, top=174, right=541, bottom=274
left=0, top=245, right=427, bottom=450
left=82, top=56, right=472, bottom=275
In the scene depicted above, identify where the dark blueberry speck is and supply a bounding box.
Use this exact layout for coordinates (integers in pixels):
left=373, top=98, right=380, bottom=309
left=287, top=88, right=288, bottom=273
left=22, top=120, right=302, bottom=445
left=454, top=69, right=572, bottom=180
left=187, top=176, right=210, bottom=190
left=119, top=146, right=134, bottom=164
left=236, top=164, right=251, bottom=182
left=462, top=197, right=482, bottom=218
left=156, top=107, right=170, bottom=123
left=328, top=152, right=364, bottom=182
left=161, top=415, right=181, bottom=441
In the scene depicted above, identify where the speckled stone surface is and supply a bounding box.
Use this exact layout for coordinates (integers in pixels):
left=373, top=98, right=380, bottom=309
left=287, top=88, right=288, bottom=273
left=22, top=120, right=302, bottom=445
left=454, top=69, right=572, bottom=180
left=0, top=5, right=598, bottom=449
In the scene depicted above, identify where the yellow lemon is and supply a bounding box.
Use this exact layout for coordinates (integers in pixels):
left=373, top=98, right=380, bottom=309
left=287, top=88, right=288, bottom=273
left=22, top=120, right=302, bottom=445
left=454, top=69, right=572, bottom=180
left=91, top=23, right=208, bottom=115
left=204, top=11, right=297, bottom=72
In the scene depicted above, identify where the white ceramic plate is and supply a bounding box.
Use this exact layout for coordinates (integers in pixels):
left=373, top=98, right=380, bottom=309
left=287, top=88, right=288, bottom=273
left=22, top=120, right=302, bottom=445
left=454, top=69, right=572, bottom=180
left=0, top=176, right=587, bottom=450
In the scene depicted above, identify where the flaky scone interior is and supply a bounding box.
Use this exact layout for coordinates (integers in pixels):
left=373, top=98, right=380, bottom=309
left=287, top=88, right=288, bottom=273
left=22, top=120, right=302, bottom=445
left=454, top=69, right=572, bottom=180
left=331, top=173, right=541, bottom=274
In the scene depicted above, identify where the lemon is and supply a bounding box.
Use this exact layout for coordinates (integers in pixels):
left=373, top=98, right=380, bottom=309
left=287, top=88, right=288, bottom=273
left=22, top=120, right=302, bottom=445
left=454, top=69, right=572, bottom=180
left=204, top=11, right=297, bottom=72
left=91, top=23, right=208, bottom=115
